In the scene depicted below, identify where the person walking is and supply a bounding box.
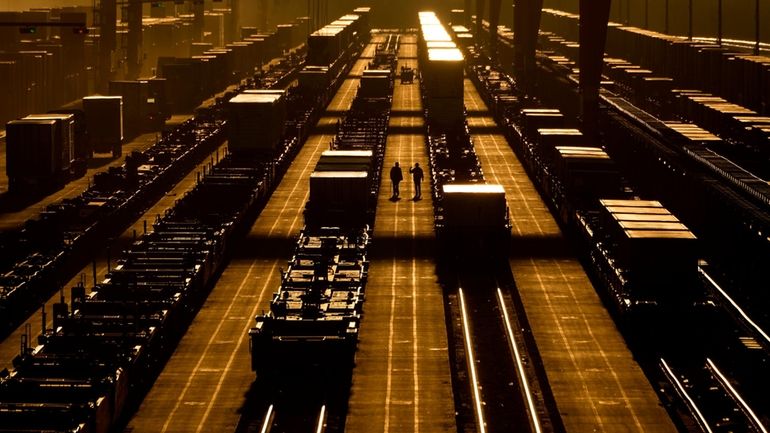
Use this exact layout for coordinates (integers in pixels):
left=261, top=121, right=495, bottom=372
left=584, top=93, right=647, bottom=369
left=390, top=162, right=403, bottom=199
left=409, top=162, right=424, bottom=200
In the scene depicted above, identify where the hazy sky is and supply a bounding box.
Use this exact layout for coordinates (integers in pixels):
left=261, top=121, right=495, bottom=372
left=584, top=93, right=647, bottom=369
left=1, top=0, right=765, bottom=42
left=0, top=0, right=89, bottom=10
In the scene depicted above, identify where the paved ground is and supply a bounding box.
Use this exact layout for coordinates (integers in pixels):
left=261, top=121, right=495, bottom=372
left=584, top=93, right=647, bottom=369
left=464, top=81, right=678, bottom=433
left=345, top=34, right=456, bottom=433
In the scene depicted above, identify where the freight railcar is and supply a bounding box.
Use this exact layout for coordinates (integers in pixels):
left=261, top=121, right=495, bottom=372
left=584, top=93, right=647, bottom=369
left=463, top=27, right=770, bottom=431
left=418, top=12, right=510, bottom=251
left=0, top=9, right=370, bottom=433
left=249, top=29, right=393, bottom=383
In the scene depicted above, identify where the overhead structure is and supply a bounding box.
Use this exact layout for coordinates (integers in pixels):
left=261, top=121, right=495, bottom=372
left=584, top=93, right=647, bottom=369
left=126, top=0, right=142, bottom=79
left=487, top=0, right=501, bottom=60
left=475, top=0, right=485, bottom=47
left=513, top=0, right=544, bottom=90
left=96, top=0, right=117, bottom=90
left=193, top=0, right=204, bottom=41
left=578, top=0, right=612, bottom=134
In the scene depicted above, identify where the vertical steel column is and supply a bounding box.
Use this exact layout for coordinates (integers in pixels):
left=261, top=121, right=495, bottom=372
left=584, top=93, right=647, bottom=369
left=513, top=0, right=543, bottom=91
left=625, top=0, right=630, bottom=24
left=465, top=0, right=473, bottom=27
left=489, top=0, right=502, bottom=60
left=193, top=0, right=205, bottom=42
left=260, top=0, right=268, bottom=32
left=99, top=0, right=116, bottom=91
left=476, top=0, right=486, bottom=46
left=717, top=0, right=722, bottom=44
left=230, top=0, right=239, bottom=43
left=755, top=0, right=761, bottom=55
left=127, top=0, right=142, bottom=79
left=579, top=0, right=611, bottom=134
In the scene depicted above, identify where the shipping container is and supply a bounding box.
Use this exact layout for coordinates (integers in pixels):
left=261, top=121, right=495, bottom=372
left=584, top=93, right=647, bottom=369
left=83, top=96, right=123, bottom=157
left=227, top=92, right=287, bottom=153
left=441, top=184, right=508, bottom=231
left=5, top=119, right=60, bottom=191
left=23, top=113, right=75, bottom=172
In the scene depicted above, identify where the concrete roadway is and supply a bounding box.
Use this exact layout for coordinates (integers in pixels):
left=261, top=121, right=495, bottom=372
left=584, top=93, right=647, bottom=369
left=464, top=80, right=678, bottom=433
left=345, top=35, right=456, bottom=433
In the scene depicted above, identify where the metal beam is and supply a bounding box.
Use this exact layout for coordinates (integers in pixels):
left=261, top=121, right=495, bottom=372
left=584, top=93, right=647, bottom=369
left=465, top=0, right=473, bottom=27
left=127, top=0, right=142, bottom=78
left=513, top=0, right=543, bottom=91
left=488, top=0, right=502, bottom=61
left=99, top=0, right=117, bottom=91
left=230, top=0, right=239, bottom=43
left=193, top=0, right=204, bottom=42
left=476, top=0, right=486, bottom=46
left=579, top=0, right=611, bottom=134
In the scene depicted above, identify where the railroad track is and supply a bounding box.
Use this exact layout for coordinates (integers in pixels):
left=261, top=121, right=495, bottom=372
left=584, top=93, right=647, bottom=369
left=453, top=272, right=541, bottom=433
left=462, top=22, right=770, bottom=431
left=661, top=357, right=769, bottom=433
left=254, top=403, right=328, bottom=433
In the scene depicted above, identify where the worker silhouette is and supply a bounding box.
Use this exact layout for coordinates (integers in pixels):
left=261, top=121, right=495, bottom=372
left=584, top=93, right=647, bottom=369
left=390, top=162, right=403, bottom=200
left=409, top=162, right=424, bottom=200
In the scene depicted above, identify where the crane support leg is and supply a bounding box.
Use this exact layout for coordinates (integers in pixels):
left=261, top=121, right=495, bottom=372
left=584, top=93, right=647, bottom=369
left=579, top=0, right=611, bottom=134
left=513, top=0, right=543, bottom=91
left=488, top=0, right=502, bottom=61
left=475, top=0, right=486, bottom=45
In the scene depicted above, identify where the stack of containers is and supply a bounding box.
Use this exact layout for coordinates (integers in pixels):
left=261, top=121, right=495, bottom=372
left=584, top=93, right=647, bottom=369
left=158, top=57, right=205, bottom=111
left=353, top=7, right=372, bottom=34
left=275, top=24, right=295, bottom=52
left=535, top=128, right=585, bottom=164
left=599, top=199, right=698, bottom=304
left=520, top=108, right=566, bottom=138
left=541, top=8, right=770, bottom=116
left=338, top=14, right=362, bottom=39
left=227, top=91, right=287, bottom=154
left=307, top=27, right=344, bottom=66
left=308, top=171, right=369, bottom=227
left=418, top=11, right=465, bottom=128
left=553, top=146, right=620, bottom=203
left=359, top=70, right=392, bottom=98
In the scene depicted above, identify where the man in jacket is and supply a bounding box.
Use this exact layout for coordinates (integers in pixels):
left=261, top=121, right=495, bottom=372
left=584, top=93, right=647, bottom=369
left=390, top=161, right=403, bottom=199
left=409, top=162, right=424, bottom=200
